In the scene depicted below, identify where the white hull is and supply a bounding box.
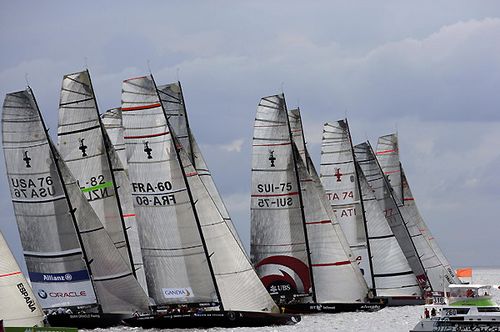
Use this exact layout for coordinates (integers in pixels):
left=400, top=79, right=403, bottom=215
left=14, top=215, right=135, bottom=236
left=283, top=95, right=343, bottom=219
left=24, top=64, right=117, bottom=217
left=411, top=317, right=500, bottom=331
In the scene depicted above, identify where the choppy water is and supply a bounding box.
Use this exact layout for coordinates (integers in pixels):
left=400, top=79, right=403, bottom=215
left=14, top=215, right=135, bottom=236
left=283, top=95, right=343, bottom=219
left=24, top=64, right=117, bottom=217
left=100, top=268, right=499, bottom=332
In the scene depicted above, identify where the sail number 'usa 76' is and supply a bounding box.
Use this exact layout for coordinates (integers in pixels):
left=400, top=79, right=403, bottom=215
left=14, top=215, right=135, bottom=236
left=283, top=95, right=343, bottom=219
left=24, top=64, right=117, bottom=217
left=132, top=181, right=176, bottom=206
left=10, top=176, right=55, bottom=199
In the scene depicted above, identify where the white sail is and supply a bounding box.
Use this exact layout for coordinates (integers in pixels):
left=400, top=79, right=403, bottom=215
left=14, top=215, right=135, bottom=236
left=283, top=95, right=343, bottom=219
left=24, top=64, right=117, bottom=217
left=57, top=70, right=132, bottom=268
left=251, top=95, right=312, bottom=299
left=122, top=75, right=217, bottom=306
left=102, top=108, right=128, bottom=170
left=375, top=134, right=402, bottom=201
left=354, top=142, right=430, bottom=292
left=2, top=88, right=149, bottom=313
left=356, top=163, right=422, bottom=297
left=2, top=88, right=98, bottom=310
left=288, top=109, right=369, bottom=303
left=101, top=108, right=148, bottom=294
left=0, top=231, right=44, bottom=327
left=123, top=75, right=277, bottom=312
left=375, top=134, right=458, bottom=288
left=157, top=82, right=243, bottom=247
left=320, top=121, right=373, bottom=287
left=401, top=166, right=459, bottom=287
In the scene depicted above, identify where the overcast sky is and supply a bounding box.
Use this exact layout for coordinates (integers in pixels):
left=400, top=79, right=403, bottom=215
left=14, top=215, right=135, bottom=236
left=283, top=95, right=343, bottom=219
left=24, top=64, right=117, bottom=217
left=1, top=1, right=500, bottom=271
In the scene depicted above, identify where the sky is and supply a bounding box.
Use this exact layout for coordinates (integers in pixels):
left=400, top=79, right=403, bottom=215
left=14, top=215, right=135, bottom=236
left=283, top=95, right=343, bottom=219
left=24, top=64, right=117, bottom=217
left=1, top=1, right=500, bottom=270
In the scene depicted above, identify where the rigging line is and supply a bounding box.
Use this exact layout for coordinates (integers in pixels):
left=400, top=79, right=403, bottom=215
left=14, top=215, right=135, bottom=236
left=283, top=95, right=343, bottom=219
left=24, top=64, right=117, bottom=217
left=25, top=73, right=30, bottom=88
left=84, top=56, right=88, bottom=70
left=147, top=59, right=152, bottom=75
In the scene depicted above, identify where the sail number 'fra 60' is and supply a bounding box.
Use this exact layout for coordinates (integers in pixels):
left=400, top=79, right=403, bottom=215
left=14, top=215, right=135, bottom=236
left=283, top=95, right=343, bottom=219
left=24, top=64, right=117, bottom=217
left=131, top=181, right=176, bottom=206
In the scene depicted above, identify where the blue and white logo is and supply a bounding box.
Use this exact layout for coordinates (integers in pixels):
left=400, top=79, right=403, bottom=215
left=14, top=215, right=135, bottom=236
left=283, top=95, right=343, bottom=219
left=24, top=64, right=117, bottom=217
left=38, top=289, right=47, bottom=299
left=64, top=273, right=72, bottom=281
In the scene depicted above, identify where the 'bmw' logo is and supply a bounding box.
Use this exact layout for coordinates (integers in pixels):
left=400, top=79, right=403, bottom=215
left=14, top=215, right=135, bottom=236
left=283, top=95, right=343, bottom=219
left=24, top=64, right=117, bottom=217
left=38, top=289, right=47, bottom=299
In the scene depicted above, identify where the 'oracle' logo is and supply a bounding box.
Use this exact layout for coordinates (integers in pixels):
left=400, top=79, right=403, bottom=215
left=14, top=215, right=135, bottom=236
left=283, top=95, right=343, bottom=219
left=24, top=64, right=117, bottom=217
left=49, top=291, right=87, bottom=298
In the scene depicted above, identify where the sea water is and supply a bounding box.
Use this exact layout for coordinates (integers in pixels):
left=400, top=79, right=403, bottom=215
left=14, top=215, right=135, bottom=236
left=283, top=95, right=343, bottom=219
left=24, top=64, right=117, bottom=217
left=103, top=268, right=499, bottom=332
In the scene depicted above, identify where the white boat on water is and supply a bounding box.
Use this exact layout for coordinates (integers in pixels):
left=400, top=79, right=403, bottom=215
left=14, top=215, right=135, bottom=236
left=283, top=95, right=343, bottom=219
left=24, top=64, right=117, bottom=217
left=410, top=284, right=500, bottom=331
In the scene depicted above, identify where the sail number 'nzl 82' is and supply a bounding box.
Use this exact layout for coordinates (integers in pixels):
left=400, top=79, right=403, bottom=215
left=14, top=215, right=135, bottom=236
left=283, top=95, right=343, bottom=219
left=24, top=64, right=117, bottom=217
left=131, top=181, right=176, bottom=206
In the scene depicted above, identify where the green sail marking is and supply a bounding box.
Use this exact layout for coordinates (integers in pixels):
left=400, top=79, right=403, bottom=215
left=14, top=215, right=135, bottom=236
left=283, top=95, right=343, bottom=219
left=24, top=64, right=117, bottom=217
left=81, top=181, right=113, bottom=192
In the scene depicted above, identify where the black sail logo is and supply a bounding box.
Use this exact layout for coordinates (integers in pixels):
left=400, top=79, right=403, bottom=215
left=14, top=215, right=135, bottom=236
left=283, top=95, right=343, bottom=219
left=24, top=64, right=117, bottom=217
left=144, top=141, right=153, bottom=159
left=23, top=151, right=32, bottom=168
left=268, top=150, right=276, bottom=167
left=79, top=138, right=88, bottom=157
left=17, top=283, right=37, bottom=312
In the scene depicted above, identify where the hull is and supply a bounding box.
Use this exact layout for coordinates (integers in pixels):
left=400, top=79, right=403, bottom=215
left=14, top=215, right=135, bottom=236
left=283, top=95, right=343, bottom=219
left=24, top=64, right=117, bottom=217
left=46, top=313, right=130, bottom=329
left=385, top=296, right=425, bottom=306
left=411, top=317, right=500, bottom=331
left=281, top=301, right=385, bottom=314
left=123, top=311, right=301, bottom=329
left=5, top=328, right=77, bottom=332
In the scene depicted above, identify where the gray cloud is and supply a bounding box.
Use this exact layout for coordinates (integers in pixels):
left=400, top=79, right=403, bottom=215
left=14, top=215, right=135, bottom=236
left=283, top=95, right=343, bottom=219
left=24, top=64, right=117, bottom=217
left=1, top=2, right=500, bottom=268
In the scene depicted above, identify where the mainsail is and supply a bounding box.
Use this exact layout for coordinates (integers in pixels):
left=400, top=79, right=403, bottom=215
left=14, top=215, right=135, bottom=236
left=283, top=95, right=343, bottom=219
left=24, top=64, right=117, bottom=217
left=354, top=141, right=430, bottom=292
left=0, top=231, right=44, bottom=327
left=57, top=70, right=133, bottom=268
left=122, top=75, right=277, bottom=312
left=251, top=95, right=312, bottom=300
left=2, top=88, right=149, bottom=313
left=319, top=121, right=374, bottom=288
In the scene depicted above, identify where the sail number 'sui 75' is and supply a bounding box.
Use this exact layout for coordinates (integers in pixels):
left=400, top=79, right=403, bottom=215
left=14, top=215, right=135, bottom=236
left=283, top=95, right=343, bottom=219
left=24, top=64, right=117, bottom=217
left=255, top=182, right=294, bottom=208
left=132, top=181, right=176, bottom=206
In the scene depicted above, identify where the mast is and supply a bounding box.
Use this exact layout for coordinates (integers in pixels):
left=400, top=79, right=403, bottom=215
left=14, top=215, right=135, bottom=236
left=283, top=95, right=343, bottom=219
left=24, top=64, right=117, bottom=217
left=345, top=119, right=377, bottom=296
left=30, top=87, right=101, bottom=312
left=151, top=75, right=224, bottom=310
left=283, top=95, right=317, bottom=302
left=86, top=69, right=136, bottom=278
left=367, top=141, right=431, bottom=292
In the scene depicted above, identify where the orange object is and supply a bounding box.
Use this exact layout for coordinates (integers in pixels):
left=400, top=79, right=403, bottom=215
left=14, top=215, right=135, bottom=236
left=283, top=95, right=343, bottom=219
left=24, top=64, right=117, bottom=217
left=456, top=268, right=472, bottom=278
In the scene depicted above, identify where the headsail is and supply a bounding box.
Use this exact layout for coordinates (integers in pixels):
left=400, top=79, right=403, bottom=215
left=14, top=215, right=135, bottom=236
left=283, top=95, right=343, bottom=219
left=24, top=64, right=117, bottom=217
left=2, top=88, right=149, bottom=313
left=320, top=121, right=373, bottom=288
left=251, top=95, right=312, bottom=301
left=102, top=108, right=128, bottom=170
left=57, top=70, right=133, bottom=269
left=356, top=163, right=422, bottom=297
left=375, top=133, right=458, bottom=288
left=354, top=141, right=430, bottom=292
left=288, top=109, right=369, bottom=303
left=157, top=82, right=243, bottom=247
left=0, top=231, right=44, bottom=327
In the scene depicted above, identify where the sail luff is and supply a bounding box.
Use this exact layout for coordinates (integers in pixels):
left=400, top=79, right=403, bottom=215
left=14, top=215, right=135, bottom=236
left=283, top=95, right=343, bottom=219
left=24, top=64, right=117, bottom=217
left=282, top=98, right=317, bottom=303
left=151, top=75, right=224, bottom=310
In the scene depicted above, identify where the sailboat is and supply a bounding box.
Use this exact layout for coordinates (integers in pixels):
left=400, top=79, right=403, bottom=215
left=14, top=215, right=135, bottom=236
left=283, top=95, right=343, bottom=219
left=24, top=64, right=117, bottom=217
left=0, top=230, right=44, bottom=328
left=251, top=96, right=383, bottom=313
left=354, top=140, right=431, bottom=303
left=57, top=70, right=148, bottom=295
left=2, top=87, right=149, bottom=328
left=119, top=75, right=299, bottom=328
left=320, top=121, right=426, bottom=305
left=375, top=133, right=460, bottom=292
